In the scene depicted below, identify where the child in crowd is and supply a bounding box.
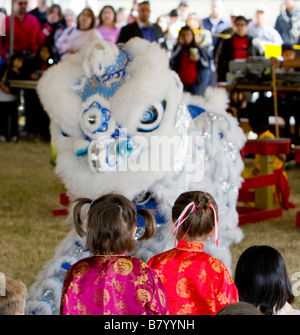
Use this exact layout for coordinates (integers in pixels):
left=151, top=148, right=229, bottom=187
left=60, top=193, right=169, bottom=315
left=147, top=191, right=239, bottom=315
left=234, top=245, right=300, bottom=315
left=96, top=5, right=121, bottom=44
left=0, top=276, right=27, bottom=315
left=170, top=26, right=212, bottom=97
left=0, top=52, right=25, bottom=142
left=277, top=43, right=297, bottom=74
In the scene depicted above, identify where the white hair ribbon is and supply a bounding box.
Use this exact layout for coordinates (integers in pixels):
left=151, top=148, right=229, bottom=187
left=209, top=204, right=218, bottom=247
left=171, top=202, right=196, bottom=247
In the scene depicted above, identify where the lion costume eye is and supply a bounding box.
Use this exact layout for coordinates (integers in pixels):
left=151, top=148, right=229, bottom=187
left=137, top=100, right=166, bottom=132
left=81, top=102, right=111, bottom=136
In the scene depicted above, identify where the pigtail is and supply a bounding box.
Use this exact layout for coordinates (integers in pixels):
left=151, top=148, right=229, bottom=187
left=136, top=209, right=156, bottom=241
left=73, top=198, right=93, bottom=238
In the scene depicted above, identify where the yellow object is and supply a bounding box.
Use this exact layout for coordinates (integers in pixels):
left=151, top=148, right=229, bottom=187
left=263, top=43, right=282, bottom=59
left=255, top=130, right=286, bottom=178
left=50, top=140, right=57, bottom=167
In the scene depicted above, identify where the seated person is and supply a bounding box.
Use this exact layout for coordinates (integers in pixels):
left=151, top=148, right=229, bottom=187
left=217, top=15, right=265, bottom=82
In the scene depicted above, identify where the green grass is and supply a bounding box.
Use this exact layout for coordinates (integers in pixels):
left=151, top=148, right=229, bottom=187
left=0, top=141, right=71, bottom=286
left=0, top=140, right=299, bottom=310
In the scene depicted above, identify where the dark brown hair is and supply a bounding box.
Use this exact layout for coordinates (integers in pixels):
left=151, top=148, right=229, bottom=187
left=47, top=4, right=63, bottom=21
left=73, top=193, right=156, bottom=254
left=217, top=302, right=262, bottom=315
left=77, top=8, right=96, bottom=30
left=172, top=191, right=218, bottom=241
left=98, top=5, right=117, bottom=26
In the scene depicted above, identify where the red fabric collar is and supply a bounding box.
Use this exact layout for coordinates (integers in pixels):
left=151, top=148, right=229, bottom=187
left=176, top=240, right=204, bottom=252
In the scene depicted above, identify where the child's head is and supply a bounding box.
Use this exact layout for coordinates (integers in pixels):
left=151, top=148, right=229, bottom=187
left=47, top=4, right=63, bottom=24
left=234, top=245, right=294, bottom=315
left=10, top=52, right=25, bottom=70
left=0, top=277, right=27, bottom=315
left=248, top=108, right=269, bottom=135
left=178, top=25, right=196, bottom=46
left=281, top=43, right=296, bottom=61
left=39, top=43, right=52, bottom=62
left=217, top=301, right=262, bottom=315
left=73, top=193, right=156, bottom=254
left=171, top=191, right=218, bottom=242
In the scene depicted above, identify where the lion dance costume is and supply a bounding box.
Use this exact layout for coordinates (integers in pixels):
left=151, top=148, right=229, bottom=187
left=25, top=38, right=246, bottom=315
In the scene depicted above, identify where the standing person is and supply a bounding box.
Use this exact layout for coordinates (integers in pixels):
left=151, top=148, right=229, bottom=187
left=29, top=0, right=48, bottom=27
left=60, top=193, right=169, bottom=315
left=117, top=1, right=167, bottom=50
left=248, top=5, right=283, bottom=45
left=202, top=0, right=231, bottom=48
left=0, top=51, right=25, bottom=142
left=165, top=9, right=183, bottom=52
left=234, top=245, right=300, bottom=315
left=0, top=0, right=42, bottom=60
left=40, top=4, right=66, bottom=62
left=55, top=8, right=103, bottom=61
left=156, top=15, right=169, bottom=38
left=177, top=0, right=189, bottom=25
left=148, top=191, right=239, bottom=315
left=0, top=277, right=27, bottom=315
left=0, top=9, right=7, bottom=77
left=186, top=13, right=216, bottom=88
left=274, top=0, right=300, bottom=45
left=217, top=15, right=265, bottom=82
left=96, top=5, right=120, bottom=44
left=186, top=12, right=213, bottom=50
left=63, top=9, right=77, bottom=28
left=170, top=26, right=211, bottom=96
left=116, top=7, right=130, bottom=28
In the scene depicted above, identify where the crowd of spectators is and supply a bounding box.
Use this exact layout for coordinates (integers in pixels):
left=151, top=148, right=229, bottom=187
left=0, top=0, right=299, bottom=142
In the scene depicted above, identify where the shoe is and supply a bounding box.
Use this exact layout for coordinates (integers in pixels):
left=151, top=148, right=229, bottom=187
left=0, top=136, right=7, bottom=143
left=11, top=136, right=19, bottom=143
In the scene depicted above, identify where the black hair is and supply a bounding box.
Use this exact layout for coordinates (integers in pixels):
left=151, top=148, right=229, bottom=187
left=8, top=51, right=26, bottom=68
left=248, top=108, right=269, bottom=135
left=138, top=1, right=150, bottom=7
left=234, top=245, right=294, bottom=315
left=281, top=42, right=294, bottom=54
left=178, top=25, right=197, bottom=48
left=77, top=8, right=96, bottom=30
left=234, top=15, right=250, bottom=25
left=98, top=5, right=117, bottom=26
